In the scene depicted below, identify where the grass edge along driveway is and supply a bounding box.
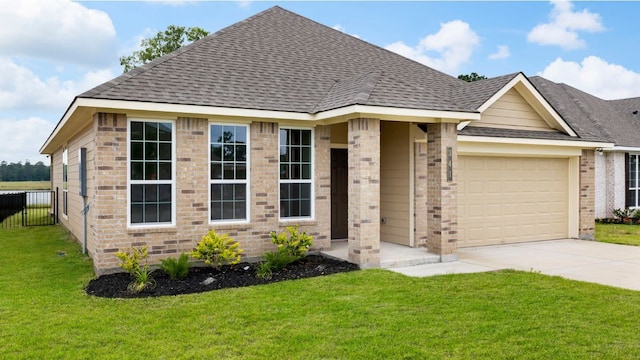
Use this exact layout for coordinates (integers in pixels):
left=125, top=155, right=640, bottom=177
left=596, top=222, right=640, bottom=246
left=2, top=225, right=640, bottom=359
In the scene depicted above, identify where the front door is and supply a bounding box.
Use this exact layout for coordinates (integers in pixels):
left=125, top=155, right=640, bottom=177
left=331, top=149, right=348, bottom=239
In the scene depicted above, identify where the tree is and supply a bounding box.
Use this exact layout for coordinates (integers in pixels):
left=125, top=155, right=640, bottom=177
left=119, top=25, right=209, bottom=73
left=457, top=72, right=488, bottom=82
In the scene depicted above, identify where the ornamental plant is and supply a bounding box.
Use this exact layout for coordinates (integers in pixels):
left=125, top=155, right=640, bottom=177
left=257, top=225, right=313, bottom=279
left=115, top=246, right=155, bottom=293
left=191, top=230, right=243, bottom=268
left=160, top=253, right=190, bottom=280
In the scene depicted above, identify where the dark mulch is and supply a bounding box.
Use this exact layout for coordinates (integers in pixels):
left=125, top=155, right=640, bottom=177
left=85, top=255, right=359, bottom=298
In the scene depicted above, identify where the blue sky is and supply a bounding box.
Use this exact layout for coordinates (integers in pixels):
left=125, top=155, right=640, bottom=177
left=2, top=0, right=640, bottom=164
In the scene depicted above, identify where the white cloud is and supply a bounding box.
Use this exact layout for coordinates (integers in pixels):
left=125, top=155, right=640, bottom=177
left=332, top=24, right=361, bottom=39
left=538, top=56, right=640, bottom=100
left=0, top=0, right=116, bottom=66
left=528, top=0, right=604, bottom=50
left=385, top=20, right=479, bottom=74
left=0, top=117, right=54, bottom=163
left=489, top=45, right=511, bottom=60
left=0, top=58, right=114, bottom=112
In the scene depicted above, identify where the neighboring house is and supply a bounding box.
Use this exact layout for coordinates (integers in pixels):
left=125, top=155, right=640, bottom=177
left=40, top=6, right=610, bottom=274
left=531, top=77, right=640, bottom=218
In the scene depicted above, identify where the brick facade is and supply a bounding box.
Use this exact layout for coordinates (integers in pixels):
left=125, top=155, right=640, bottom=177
left=426, top=123, right=458, bottom=260
left=87, top=114, right=331, bottom=274
left=414, top=142, right=429, bottom=248
left=579, top=149, right=596, bottom=240
left=347, top=118, right=381, bottom=268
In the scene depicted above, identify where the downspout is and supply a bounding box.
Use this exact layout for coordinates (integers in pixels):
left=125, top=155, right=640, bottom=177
left=81, top=198, right=90, bottom=254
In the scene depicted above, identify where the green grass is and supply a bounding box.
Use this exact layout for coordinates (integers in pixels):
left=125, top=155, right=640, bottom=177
left=0, top=181, right=50, bottom=190
left=2, top=226, right=640, bottom=359
left=596, top=223, right=640, bottom=246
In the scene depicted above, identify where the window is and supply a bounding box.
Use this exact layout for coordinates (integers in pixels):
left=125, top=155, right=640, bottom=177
left=628, top=154, right=640, bottom=207
left=279, top=128, right=313, bottom=218
left=210, top=124, right=248, bottom=221
left=62, top=148, right=68, bottom=216
left=129, top=120, right=174, bottom=225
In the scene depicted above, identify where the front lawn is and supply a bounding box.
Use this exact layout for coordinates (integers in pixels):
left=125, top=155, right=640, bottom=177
left=2, top=226, right=640, bottom=359
left=596, top=223, right=640, bottom=246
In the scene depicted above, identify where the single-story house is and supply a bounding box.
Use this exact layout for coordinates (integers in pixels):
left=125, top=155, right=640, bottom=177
left=530, top=77, right=640, bottom=218
left=40, top=6, right=611, bottom=274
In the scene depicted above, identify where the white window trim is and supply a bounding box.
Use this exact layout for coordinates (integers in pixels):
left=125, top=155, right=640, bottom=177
left=62, top=147, right=68, bottom=219
left=127, top=118, right=177, bottom=228
left=278, top=126, right=315, bottom=221
left=208, top=122, right=251, bottom=224
left=630, top=153, right=640, bottom=208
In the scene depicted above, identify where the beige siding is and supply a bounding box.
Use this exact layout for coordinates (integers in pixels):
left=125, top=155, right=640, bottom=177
left=473, top=88, right=555, bottom=132
left=380, top=122, right=410, bottom=245
left=54, top=123, right=95, bottom=254
left=458, top=156, right=569, bottom=247
left=330, top=122, right=348, bottom=145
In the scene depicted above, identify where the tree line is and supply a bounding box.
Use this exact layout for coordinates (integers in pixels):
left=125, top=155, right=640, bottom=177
left=0, top=161, right=50, bottom=181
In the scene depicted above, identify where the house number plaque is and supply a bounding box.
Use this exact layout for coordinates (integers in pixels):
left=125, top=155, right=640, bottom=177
left=446, top=146, right=453, bottom=182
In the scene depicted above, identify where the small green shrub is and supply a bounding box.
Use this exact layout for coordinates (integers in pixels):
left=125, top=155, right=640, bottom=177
left=191, top=230, right=243, bottom=268
left=160, top=253, right=190, bottom=280
left=270, top=225, right=313, bottom=258
left=255, top=261, right=273, bottom=280
left=115, top=246, right=155, bottom=293
left=257, top=225, right=313, bottom=278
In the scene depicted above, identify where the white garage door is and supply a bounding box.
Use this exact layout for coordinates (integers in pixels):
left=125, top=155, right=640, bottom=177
left=458, top=156, right=569, bottom=247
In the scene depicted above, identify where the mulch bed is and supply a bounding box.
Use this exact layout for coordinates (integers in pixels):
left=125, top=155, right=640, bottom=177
left=85, top=255, right=359, bottom=298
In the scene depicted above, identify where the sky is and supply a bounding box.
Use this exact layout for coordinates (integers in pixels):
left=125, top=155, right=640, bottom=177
left=2, top=0, right=640, bottom=164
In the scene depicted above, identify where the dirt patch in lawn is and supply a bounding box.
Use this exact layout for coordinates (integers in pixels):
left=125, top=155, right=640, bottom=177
left=85, top=255, right=359, bottom=298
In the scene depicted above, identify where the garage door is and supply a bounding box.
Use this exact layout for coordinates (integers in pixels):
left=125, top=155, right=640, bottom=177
left=458, top=156, right=569, bottom=247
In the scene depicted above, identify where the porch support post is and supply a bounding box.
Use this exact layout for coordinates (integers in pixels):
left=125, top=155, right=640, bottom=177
left=579, top=149, right=596, bottom=240
left=426, top=123, right=458, bottom=261
left=347, top=118, right=380, bottom=268
left=414, top=141, right=429, bottom=248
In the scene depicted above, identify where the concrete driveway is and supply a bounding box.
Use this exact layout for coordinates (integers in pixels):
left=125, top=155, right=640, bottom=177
left=392, top=239, right=640, bottom=291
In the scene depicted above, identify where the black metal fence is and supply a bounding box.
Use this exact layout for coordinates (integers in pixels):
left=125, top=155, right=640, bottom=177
left=0, top=191, right=57, bottom=229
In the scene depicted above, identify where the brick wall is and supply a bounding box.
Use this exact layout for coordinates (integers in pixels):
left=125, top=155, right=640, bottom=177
left=347, top=118, right=380, bottom=267
left=579, top=149, right=595, bottom=240
left=89, top=115, right=331, bottom=274
left=414, top=142, right=429, bottom=248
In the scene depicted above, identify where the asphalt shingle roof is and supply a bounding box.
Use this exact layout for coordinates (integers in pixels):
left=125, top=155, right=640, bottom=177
left=530, top=76, right=640, bottom=146
left=81, top=6, right=470, bottom=114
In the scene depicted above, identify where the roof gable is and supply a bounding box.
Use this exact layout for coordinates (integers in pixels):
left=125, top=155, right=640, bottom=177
left=458, top=73, right=576, bottom=137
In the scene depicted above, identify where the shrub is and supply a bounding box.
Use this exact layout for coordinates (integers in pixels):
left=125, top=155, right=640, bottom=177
left=115, top=246, right=155, bottom=293
left=257, top=226, right=313, bottom=279
left=191, top=230, right=243, bottom=268
left=160, top=253, right=190, bottom=280
left=270, top=225, right=313, bottom=258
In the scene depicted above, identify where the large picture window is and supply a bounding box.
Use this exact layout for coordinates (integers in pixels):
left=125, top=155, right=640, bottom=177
left=62, top=148, right=68, bottom=216
left=629, top=154, right=640, bottom=208
left=279, top=128, right=313, bottom=218
left=129, top=120, right=174, bottom=225
left=210, top=124, right=248, bottom=221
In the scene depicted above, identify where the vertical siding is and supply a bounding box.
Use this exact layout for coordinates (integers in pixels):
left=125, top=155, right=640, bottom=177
left=474, top=88, right=555, bottom=131
left=380, top=122, right=410, bottom=245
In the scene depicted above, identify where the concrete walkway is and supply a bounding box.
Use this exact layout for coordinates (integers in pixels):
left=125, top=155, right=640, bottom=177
left=391, top=239, right=640, bottom=291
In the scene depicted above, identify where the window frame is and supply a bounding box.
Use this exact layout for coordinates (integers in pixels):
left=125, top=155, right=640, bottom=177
left=127, top=118, right=176, bottom=227
left=208, top=122, right=250, bottom=224
left=278, top=126, right=314, bottom=221
left=629, top=153, right=640, bottom=208
left=62, top=147, right=68, bottom=217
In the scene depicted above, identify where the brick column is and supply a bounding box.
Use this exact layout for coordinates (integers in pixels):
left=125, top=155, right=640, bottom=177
left=414, top=142, right=429, bottom=248
left=426, top=123, right=458, bottom=261
left=348, top=118, right=380, bottom=268
left=579, top=149, right=595, bottom=240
